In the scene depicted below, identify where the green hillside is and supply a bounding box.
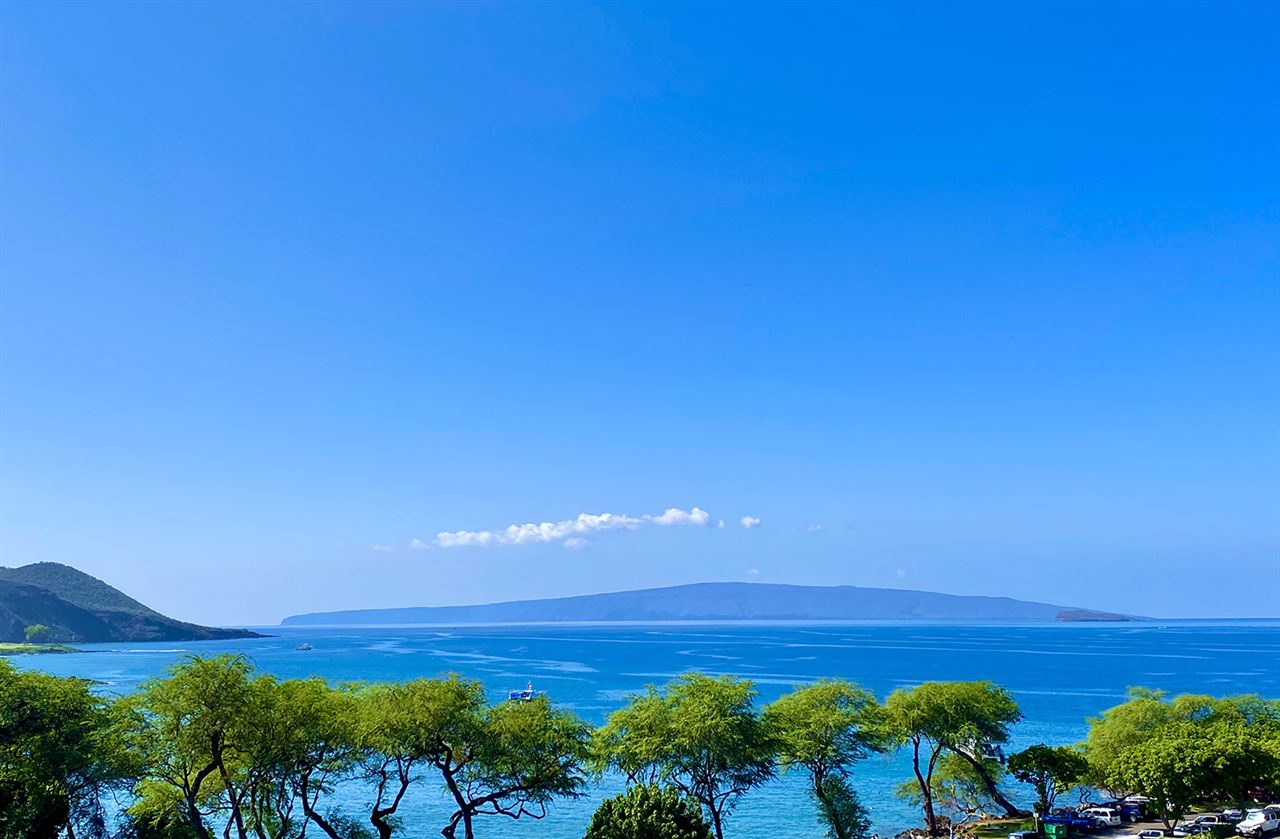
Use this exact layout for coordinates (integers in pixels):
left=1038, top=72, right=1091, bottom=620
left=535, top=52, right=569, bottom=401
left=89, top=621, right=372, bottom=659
left=0, top=562, right=261, bottom=643
left=0, top=562, right=160, bottom=617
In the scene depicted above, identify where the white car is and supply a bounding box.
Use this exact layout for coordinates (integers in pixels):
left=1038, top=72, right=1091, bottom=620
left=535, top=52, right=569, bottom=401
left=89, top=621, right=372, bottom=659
left=1237, top=809, right=1280, bottom=837
left=1085, top=809, right=1122, bottom=827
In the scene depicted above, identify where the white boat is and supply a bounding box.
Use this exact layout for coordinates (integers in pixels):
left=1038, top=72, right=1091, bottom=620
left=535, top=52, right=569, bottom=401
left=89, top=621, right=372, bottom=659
left=508, top=681, right=536, bottom=701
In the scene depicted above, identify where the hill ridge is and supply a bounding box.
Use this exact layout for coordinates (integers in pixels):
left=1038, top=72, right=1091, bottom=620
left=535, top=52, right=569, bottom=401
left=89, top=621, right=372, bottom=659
left=283, top=580, right=1136, bottom=625
left=0, top=562, right=262, bottom=643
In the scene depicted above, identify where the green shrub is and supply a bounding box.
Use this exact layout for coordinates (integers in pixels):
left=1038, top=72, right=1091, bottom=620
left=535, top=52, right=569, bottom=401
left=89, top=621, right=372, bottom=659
left=23, top=624, right=53, bottom=643
left=584, top=784, right=713, bottom=839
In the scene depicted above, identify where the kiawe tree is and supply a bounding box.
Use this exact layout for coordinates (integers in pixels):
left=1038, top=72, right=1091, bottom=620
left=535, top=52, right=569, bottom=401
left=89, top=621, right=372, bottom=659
left=442, top=694, right=590, bottom=838
left=1085, top=690, right=1280, bottom=826
left=1007, top=745, right=1087, bottom=822
left=357, top=675, right=589, bottom=839
left=117, top=654, right=261, bottom=839
left=885, top=681, right=1025, bottom=836
left=595, top=673, right=775, bottom=839
left=0, top=660, right=127, bottom=839
left=764, top=680, right=883, bottom=839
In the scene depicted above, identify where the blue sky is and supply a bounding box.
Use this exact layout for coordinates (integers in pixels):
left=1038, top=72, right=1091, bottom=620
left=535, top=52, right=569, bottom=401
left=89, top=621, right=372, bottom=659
left=1, top=2, right=1276, bottom=624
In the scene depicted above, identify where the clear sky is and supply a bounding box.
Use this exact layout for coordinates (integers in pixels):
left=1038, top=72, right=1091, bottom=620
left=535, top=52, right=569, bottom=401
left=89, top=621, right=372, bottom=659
left=1, top=2, right=1277, bottom=624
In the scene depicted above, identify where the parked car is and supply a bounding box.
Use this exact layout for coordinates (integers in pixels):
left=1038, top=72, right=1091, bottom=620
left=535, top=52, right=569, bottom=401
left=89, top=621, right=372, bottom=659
left=1221, top=812, right=1244, bottom=823
left=1173, top=825, right=1215, bottom=838
left=1137, top=831, right=1165, bottom=839
left=1236, top=808, right=1280, bottom=837
left=1084, top=809, right=1123, bottom=827
left=1010, top=831, right=1042, bottom=839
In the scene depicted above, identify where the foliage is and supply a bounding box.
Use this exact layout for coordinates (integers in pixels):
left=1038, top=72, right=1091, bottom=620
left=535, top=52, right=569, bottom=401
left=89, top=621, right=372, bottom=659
left=0, top=659, right=127, bottom=839
left=813, top=776, right=872, bottom=839
left=583, top=783, right=713, bottom=839
left=449, top=694, right=591, bottom=837
left=764, top=680, right=883, bottom=839
left=884, top=681, right=1025, bottom=836
left=23, top=624, right=54, bottom=643
left=1085, top=691, right=1280, bottom=826
left=595, top=673, right=775, bottom=839
left=12, top=656, right=1279, bottom=839
left=1007, top=745, right=1087, bottom=816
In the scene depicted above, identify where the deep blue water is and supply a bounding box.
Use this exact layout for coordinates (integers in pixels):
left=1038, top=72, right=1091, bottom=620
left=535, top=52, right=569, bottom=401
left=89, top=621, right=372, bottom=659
left=16, top=621, right=1280, bottom=838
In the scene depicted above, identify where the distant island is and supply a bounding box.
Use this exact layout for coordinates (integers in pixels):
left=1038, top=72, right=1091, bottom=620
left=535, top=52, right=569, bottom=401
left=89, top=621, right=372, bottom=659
left=0, top=562, right=262, bottom=643
left=282, top=581, right=1137, bottom=625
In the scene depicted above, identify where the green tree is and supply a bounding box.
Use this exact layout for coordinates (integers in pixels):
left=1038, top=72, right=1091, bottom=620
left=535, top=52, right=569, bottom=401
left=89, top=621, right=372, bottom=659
left=0, top=659, right=126, bottom=839
left=356, top=676, right=589, bottom=839
left=1007, top=745, right=1087, bottom=820
left=355, top=676, right=487, bottom=839
left=583, top=784, right=713, bottom=839
left=237, top=677, right=361, bottom=839
left=595, top=673, right=776, bottom=839
left=117, top=654, right=260, bottom=839
left=764, top=680, right=882, bottom=839
left=812, top=777, right=871, bottom=839
left=1085, top=691, right=1280, bottom=825
left=23, top=624, right=53, bottom=643
left=442, top=694, right=590, bottom=838
left=884, top=681, right=1025, bottom=836
left=898, top=753, right=1010, bottom=835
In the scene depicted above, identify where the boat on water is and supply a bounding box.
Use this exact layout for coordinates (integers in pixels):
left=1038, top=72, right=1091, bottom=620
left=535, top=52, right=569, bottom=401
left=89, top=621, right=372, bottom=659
left=508, top=681, right=537, bottom=701
left=295, top=642, right=313, bottom=651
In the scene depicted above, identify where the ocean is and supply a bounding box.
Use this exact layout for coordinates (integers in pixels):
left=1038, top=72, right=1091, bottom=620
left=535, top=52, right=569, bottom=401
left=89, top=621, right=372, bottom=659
left=16, top=621, right=1280, bottom=838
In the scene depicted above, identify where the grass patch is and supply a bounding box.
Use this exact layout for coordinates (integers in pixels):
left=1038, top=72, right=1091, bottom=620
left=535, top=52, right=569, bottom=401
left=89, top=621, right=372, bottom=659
left=0, top=642, right=78, bottom=655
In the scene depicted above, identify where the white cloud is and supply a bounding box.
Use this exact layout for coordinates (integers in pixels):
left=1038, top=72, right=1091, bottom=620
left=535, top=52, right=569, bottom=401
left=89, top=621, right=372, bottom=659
left=896, top=568, right=907, bottom=579
left=435, top=506, right=711, bottom=549
left=746, top=567, right=761, bottom=576
left=739, top=515, right=761, bottom=529
left=409, top=538, right=430, bottom=551
left=717, top=519, right=726, bottom=528
left=650, top=507, right=711, bottom=526
left=563, top=537, right=588, bottom=550
left=807, top=523, right=823, bottom=531
left=371, top=544, right=393, bottom=552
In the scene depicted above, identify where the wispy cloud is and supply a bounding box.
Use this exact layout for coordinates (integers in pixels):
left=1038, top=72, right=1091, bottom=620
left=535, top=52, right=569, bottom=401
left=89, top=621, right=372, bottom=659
left=563, top=537, right=588, bottom=550
left=746, top=567, right=761, bottom=576
left=371, top=544, right=393, bottom=552
left=807, top=523, right=823, bottom=531
left=409, top=538, right=430, bottom=550
left=435, top=507, right=711, bottom=549
left=717, top=519, right=726, bottom=528
left=739, top=515, right=761, bottom=529
left=896, top=568, right=907, bottom=579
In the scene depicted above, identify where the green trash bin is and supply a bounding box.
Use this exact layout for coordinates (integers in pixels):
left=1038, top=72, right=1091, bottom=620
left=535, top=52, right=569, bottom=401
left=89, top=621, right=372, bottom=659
left=1044, top=823, right=1070, bottom=839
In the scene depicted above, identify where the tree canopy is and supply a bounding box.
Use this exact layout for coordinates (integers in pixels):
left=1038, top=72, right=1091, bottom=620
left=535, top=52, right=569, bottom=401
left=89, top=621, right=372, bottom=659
left=583, top=784, right=713, bottom=839
left=884, top=681, right=1025, bottom=836
left=595, top=673, right=775, bottom=839
left=1084, top=690, right=1280, bottom=826
left=0, top=659, right=128, bottom=839
left=1006, top=744, right=1088, bottom=817
left=764, top=679, right=882, bottom=839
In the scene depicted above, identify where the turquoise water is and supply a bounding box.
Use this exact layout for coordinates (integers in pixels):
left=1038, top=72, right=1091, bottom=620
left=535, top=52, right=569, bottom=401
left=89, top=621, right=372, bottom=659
left=17, top=622, right=1280, bottom=838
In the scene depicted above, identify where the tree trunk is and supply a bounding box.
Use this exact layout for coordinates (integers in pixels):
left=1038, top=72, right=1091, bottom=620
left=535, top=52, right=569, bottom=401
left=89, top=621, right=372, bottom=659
left=710, top=807, right=725, bottom=839
left=441, top=765, right=477, bottom=839
left=912, top=739, right=939, bottom=837
left=950, top=748, right=1027, bottom=818
left=217, top=755, right=248, bottom=839
left=301, top=775, right=344, bottom=839
left=370, top=768, right=410, bottom=839
left=813, top=773, right=849, bottom=839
